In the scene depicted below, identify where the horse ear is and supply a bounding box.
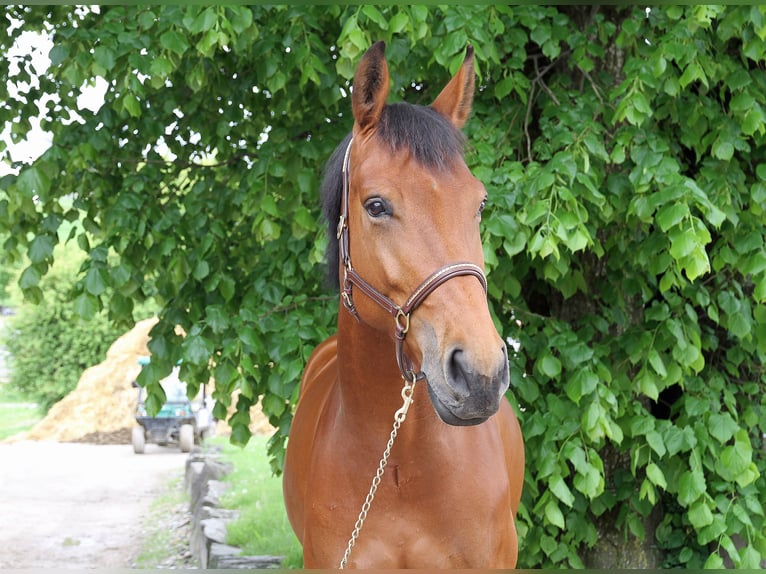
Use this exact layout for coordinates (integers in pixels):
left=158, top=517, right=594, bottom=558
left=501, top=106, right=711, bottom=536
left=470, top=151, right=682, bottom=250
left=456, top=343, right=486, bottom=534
left=352, top=41, right=389, bottom=135
left=431, top=45, right=475, bottom=129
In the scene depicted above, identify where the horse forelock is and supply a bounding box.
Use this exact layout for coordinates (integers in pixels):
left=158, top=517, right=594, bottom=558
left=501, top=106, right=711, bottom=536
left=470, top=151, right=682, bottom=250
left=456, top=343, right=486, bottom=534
left=320, top=102, right=466, bottom=289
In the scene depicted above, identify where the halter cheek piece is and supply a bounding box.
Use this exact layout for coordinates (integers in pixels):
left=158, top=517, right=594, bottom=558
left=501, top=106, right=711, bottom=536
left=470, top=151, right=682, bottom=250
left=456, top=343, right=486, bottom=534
left=336, top=137, right=488, bottom=382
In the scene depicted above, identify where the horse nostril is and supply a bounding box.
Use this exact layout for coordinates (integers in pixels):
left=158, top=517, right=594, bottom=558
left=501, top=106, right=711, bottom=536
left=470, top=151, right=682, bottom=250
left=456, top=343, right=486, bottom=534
left=446, top=348, right=471, bottom=398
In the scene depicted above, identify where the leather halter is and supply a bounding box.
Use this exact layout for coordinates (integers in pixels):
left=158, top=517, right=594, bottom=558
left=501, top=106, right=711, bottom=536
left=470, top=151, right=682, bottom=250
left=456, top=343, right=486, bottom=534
left=336, top=137, right=488, bottom=381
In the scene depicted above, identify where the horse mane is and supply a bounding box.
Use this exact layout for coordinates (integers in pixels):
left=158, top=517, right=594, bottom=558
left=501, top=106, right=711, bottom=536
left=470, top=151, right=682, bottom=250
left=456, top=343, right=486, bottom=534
left=320, top=102, right=467, bottom=289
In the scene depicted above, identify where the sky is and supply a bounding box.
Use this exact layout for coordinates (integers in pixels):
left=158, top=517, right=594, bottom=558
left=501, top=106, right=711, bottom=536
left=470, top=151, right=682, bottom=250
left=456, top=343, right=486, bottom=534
left=1, top=28, right=107, bottom=176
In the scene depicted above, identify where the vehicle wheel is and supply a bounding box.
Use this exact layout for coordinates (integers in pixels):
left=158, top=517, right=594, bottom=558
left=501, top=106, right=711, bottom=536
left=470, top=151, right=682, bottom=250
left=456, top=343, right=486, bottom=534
left=132, top=426, right=146, bottom=454
left=179, top=424, right=194, bottom=453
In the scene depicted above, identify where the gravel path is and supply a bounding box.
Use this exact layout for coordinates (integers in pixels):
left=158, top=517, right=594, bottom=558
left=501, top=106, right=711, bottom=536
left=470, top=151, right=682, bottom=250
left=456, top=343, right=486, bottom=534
left=0, top=440, right=187, bottom=568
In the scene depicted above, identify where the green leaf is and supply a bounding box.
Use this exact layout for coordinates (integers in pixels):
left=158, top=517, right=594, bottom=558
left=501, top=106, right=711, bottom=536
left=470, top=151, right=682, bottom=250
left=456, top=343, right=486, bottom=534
left=190, top=7, right=217, bottom=33
left=741, top=546, right=763, bottom=569
left=144, top=388, right=166, bottom=418
left=362, top=5, right=388, bottom=29
left=205, top=305, right=230, bottom=334
left=530, top=22, right=551, bottom=47
left=137, top=9, right=156, bottom=30
left=647, top=349, right=667, bottom=378
left=679, top=61, right=704, bottom=89
left=267, top=71, right=286, bottom=94
left=730, top=91, right=755, bottom=112
left=84, top=266, right=108, bottom=296
left=219, top=274, right=236, bottom=302
left=183, top=333, right=213, bottom=365
left=639, top=477, right=656, bottom=504
left=708, top=412, right=738, bottom=443
left=565, top=370, right=598, bottom=404
left=583, top=401, right=604, bottom=441
left=160, top=29, right=190, bottom=56
left=149, top=57, right=174, bottom=79
left=389, top=11, right=409, bottom=35
left=19, top=265, right=42, bottom=290
left=93, top=46, right=116, bottom=71
left=704, top=553, right=724, bottom=569
left=727, top=308, right=752, bottom=339
left=712, top=139, right=734, bottom=161
left=17, top=166, right=51, bottom=198
left=28, top=235, right=55, bottom=263
left=646, top=429, right=666, bottom=457
left=669, top=228, right=696, bottom=260
left=573, top=461, right=604, bottom=498
left=678, top=469, right=706, bottom=506
left=262, top=393, right=287, bottom=418
left=637, top=368, right=659, bottom=401
left=123, top=94, right=141, bottom=117
left=549, top=474, right=575, bottom=507
left=227, top=6, right=253, bottom=34
left=545, top=499, right=566, bottom=529
left=49, top=44, right=69, bottom=66
left=656, top=202, right=689, bottom=232
left=538, top=353, right=562, bottom=378
left=716, top=429, right=755, bottom=485
left=688, top=499, right=713, bottom=528
left=681, top=247, right=711, bottom=281
left=74, top=292, right=99, bottom=319
left=494, top=76, right=514, bottom=100
left=193, top=260, right=210, bottom=280
left=646, top=462, right=667, bottom=490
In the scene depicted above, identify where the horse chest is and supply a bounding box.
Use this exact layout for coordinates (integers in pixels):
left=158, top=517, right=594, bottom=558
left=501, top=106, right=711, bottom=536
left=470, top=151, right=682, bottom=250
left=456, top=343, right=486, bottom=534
left=303, top=424, right=514, bottom=566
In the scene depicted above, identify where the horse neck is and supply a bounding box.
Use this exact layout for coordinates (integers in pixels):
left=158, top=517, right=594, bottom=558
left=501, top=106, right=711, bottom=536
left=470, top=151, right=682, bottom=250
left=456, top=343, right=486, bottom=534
left=335, top=309, right=436, bottom=436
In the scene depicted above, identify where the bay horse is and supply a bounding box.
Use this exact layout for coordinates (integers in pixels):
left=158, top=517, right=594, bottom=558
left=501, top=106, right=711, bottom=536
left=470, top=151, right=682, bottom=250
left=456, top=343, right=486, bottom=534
left=283, top=41, right=524, bottom=569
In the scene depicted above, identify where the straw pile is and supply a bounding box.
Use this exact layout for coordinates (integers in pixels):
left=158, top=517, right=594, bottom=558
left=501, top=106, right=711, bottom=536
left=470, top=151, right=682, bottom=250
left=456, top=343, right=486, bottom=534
left=22, top=317, right=158, bottom=443
left=19, top=317, right=274, bottom=444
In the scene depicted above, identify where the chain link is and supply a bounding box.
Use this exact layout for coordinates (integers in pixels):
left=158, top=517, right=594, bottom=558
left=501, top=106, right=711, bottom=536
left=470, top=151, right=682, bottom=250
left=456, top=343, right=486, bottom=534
left=338, top=374, right=417, bottom=569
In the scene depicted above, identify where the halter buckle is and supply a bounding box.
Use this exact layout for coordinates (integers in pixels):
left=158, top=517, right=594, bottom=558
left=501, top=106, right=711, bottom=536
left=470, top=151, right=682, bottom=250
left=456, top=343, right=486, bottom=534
left=336, top=215, right=346, bottom=240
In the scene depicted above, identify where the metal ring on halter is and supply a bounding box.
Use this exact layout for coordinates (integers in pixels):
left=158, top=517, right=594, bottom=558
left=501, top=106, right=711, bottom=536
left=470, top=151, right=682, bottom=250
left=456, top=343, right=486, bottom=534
left=394, top=308, right=410, bottom=335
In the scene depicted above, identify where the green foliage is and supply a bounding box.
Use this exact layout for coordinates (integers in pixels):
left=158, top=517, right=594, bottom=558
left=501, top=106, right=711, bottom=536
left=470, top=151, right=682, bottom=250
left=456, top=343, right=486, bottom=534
left=2, top=246, right=124, bottom=411
left=473, top=4, right=766, bottom=569
left=0, top=263, right=16, bottom=306
left=1, top=4, right=764, bottom=568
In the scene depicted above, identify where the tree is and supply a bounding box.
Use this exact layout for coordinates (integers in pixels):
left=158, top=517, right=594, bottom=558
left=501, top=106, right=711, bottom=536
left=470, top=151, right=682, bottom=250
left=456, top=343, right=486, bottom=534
left=3, top=242, right=125, bottom=410
left=1, top=5, right=764, bottom=569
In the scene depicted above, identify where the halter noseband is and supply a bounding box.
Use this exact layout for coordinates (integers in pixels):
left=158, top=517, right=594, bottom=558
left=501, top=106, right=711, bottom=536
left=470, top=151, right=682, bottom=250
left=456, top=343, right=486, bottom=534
left=336, top=137, right=488, bottom=382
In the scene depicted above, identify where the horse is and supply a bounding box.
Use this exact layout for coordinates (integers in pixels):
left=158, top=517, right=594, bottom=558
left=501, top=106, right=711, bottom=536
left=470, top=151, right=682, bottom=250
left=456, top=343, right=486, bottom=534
left=282, top=41, right=524, bottom=569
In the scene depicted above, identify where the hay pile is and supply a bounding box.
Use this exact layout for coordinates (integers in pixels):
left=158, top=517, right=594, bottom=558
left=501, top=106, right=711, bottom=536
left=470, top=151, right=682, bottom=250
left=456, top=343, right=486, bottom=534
left=21, top=317, right=274, bottom=444
left=23, top=317, right=158, bottom=443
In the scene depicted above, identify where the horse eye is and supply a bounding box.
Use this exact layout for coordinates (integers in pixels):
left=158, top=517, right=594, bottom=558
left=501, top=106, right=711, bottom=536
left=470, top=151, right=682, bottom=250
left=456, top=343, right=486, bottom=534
left=364, top=198, right=389, bottom=218
left=478, top=198, right=488, bottom=217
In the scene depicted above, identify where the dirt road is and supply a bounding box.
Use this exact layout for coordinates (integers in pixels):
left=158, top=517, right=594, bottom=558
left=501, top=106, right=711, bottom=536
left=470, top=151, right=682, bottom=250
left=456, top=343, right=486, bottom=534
left=0, top=440, right=187, bottom=568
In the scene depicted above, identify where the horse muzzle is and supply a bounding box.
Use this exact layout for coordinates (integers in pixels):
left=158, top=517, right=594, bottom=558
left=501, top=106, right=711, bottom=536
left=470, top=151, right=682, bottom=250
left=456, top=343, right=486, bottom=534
left=424, top=345, right=511, bottom=426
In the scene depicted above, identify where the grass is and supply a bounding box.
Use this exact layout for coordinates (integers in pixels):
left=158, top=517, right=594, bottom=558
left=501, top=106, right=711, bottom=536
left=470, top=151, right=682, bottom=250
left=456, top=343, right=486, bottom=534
left=0, top=384, right=42, bottom=441
left=133, top=475, right=195, bottom=568
left=213, top=435, right=304, bottom=569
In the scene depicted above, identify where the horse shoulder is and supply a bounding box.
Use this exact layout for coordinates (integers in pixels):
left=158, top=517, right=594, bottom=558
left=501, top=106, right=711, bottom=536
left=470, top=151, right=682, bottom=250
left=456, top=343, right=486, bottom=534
left=283, top=335, right=339, bottom=542
left=496, top=400, right=525, bottom=515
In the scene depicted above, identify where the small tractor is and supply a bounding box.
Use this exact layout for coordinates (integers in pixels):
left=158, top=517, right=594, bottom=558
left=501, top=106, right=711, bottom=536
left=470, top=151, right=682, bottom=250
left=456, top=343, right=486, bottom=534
left=131, top=357, right=215, bottom=454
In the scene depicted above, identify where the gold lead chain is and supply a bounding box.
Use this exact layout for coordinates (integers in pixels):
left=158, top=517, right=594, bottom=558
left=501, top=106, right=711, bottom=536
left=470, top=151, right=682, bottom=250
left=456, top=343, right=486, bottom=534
left=338, top=375, right=417, bottom=569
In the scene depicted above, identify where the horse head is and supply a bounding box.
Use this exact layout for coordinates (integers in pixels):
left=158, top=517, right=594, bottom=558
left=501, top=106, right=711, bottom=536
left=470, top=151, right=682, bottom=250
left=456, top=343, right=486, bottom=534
left=330, top=41, right=510, bottom=426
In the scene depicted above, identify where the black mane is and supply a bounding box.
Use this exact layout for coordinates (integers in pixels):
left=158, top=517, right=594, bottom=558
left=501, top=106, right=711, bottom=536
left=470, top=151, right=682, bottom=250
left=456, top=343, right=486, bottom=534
left=319, top=102, right=466, bottom=289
